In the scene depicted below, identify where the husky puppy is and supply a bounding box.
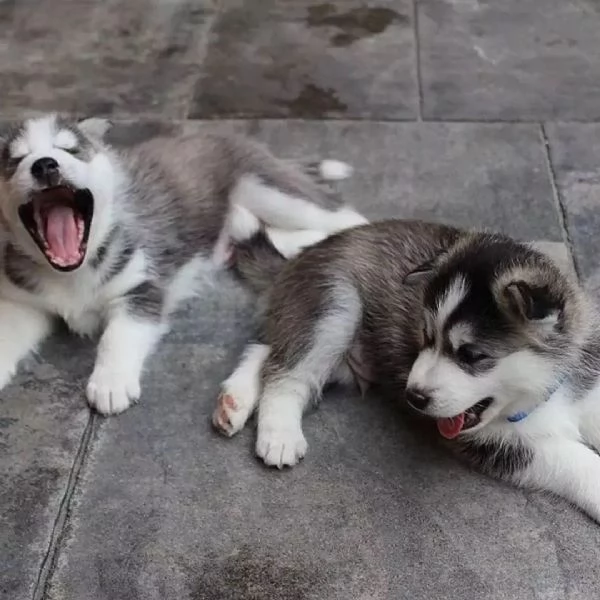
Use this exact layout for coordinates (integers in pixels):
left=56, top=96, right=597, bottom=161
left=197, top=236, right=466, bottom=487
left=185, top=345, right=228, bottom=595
left=0, top=114, right=366, bottom=415
left=213, top=219, right=600, bottom=523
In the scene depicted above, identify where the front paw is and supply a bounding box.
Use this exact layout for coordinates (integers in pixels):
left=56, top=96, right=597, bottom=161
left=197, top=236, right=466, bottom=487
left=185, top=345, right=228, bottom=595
left=256, top=423, right=308, bottom=468
left=86, top=366, right=141, bottom=415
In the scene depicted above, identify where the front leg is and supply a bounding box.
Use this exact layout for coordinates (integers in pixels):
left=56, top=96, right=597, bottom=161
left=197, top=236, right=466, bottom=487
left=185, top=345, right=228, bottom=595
left=517, top=439, right=600, bottom=523
left=0, top=299, right=51, bottom=388
left=87, top=284, right=166, bottom=415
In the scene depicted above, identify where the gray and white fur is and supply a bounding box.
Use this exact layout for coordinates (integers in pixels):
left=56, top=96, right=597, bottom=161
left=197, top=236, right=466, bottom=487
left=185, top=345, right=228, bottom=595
left=0, top=114, right=366, bottom=415
left=214, top=219, right=600, bottom=524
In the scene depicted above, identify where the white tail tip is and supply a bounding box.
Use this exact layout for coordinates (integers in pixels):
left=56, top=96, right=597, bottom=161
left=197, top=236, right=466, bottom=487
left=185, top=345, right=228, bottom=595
left=318, top=159, right=353, bottom=181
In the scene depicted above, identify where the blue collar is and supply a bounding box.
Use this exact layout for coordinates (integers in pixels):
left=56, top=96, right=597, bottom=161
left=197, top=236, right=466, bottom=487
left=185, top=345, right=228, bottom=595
left=506, top=375, right=567, bottom=423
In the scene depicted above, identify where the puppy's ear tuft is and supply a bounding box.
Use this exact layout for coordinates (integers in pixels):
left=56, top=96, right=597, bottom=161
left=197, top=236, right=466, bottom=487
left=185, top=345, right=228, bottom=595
left=78, top=117, right=112, bottom=141
left=403, top=253, right=445, bottom=285
left=502, top=280, right=562, bottom=326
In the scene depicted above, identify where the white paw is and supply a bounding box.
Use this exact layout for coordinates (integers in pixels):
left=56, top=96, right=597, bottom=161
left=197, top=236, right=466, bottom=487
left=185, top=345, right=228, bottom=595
left=86, top=367, right=141, bottom=415
left=256, top=423, right=308, bottom=468
left=212, top=389, right=255, bottom=437
left=212, top=344, right=268, bottom=436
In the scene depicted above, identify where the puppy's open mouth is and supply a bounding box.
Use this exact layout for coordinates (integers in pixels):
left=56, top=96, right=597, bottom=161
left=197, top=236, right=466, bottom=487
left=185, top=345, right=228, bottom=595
left=18, top=186, right=94, bottom=271
left=437, top=397, right=493, bottom=439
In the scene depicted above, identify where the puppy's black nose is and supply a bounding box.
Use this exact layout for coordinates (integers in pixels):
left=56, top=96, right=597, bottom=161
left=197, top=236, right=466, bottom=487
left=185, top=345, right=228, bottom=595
left=406, top=388, right=431, bottom=411
left=31, top=157, right=59, bottom=185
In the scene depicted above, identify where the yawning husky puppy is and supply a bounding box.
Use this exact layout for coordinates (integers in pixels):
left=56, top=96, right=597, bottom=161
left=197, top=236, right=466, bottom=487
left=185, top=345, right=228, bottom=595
left=0, top=114, right=366, bottom=415
left=214, top=219, right=600, bottom=523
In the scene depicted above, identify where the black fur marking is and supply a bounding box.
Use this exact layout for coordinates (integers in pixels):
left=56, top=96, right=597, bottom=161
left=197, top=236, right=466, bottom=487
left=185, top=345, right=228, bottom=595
left=4, top=243, right=38, bottom=293
left=126, top=281, right=164, bottom=320
left=427, top=236, right=568, bottom=361
left=432, top=249, right=514, bottom=339
left=103, top=236, right=137, bottom=281
left=457, top=437, right=534, bottom=479
left=0, top=121, right=26, bottom=178
left=90, top=226, right=120, bottom=270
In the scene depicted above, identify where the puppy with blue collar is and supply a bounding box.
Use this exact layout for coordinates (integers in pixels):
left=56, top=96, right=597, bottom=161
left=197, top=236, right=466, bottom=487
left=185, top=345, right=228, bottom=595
left=214, top=219, right=600, bottom=523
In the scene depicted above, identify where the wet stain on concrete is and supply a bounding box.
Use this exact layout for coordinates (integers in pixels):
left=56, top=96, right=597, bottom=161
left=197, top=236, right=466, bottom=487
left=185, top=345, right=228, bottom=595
left=191, top=546, right=328, bottom=600
left=0, top=0, right=16, bottom=24
left=307, top=3, right=406, bottom=47
left=277, top=83, right=348, bottom=117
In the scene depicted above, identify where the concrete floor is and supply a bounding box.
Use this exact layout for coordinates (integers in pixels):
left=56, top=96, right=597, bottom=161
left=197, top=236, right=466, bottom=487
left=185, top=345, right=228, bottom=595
left=2, top=1, right=600, bottom=599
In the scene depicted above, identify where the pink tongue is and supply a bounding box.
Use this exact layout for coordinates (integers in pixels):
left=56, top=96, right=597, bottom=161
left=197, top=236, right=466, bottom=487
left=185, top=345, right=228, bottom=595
left=44, top=205, right=80, bottom=263
left=437, top=413, right=465, bottom=439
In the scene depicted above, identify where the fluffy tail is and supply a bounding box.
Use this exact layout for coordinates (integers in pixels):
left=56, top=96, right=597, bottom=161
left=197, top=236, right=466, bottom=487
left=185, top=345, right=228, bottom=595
left=232, top=230, right=289, bottom=294
left=297, top=158, right=354, bottom=183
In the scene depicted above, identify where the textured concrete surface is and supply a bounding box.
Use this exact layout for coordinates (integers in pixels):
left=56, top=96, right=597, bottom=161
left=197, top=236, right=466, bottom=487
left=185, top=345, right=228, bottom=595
left=544, top=124, right=600, bottom=294
left=190, top=1, right=417, bottom=119
left=2, top=1, right=600, bottom=599
left=419, top=0, right=600, bottom=121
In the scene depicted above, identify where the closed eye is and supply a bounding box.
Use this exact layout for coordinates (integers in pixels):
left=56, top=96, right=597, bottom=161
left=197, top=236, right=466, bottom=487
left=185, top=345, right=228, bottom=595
left=456, top=343, right=489, bottom=365
left=57, top=146, right=80, bottom=155
left=8, top=155, right=25, bottom=168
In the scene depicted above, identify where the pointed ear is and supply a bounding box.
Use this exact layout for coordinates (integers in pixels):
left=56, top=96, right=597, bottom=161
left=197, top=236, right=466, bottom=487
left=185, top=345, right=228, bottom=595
left=403, top=254, right=445, bottom=286
left=502, top=281, right=561, bottom=325
left=77, top=117, right=112, bottom=140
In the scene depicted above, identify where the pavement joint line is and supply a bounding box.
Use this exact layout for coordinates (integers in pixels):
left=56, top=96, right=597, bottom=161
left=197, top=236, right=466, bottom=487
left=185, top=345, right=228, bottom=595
left=411, top=0, right=424, bottom=121
left=3, top=114, right=600, bottom=125
left=539, top=122, right=582, bottom=282
left=181, top=11, right=220, bottom=120
left=32, top=413, right=98, bottom=600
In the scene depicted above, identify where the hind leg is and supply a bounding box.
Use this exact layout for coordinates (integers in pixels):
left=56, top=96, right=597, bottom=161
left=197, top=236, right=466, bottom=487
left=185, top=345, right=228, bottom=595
left=225, top=204, right=330, bottom=260
left=256, top=284, right=362, bottom=468
left=229, top=164, right=366, bottom=238
left=213, top=343, right=270, bottom=437
left=232, top=174, right=367, bottom=234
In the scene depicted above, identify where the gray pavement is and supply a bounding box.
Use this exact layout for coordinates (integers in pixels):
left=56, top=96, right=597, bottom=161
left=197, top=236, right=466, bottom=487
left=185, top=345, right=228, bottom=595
left=2, top=2, right=600, bottom=599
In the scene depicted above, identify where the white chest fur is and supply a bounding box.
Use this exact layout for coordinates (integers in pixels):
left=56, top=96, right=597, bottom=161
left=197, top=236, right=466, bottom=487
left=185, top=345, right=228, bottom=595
left=1, top=248, right=149, bottom=336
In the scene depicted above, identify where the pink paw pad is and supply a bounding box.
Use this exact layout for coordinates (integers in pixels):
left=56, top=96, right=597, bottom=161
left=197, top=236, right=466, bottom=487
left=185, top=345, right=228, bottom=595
left=212, top=392, right=238, bottom=436
left=221, top=393, right=237, bottom=410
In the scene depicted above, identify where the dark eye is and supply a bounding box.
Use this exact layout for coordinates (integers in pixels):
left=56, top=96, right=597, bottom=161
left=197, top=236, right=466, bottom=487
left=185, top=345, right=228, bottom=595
left=62, top=147, right=80, bottom=155
left=457, top=344, right=489, bottom=365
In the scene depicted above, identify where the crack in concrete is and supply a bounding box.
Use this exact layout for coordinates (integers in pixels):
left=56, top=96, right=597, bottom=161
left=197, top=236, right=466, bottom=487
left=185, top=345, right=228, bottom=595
left=32, top=413, right=97, bottom=600
left=539, top=122, right=582, bottom=282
